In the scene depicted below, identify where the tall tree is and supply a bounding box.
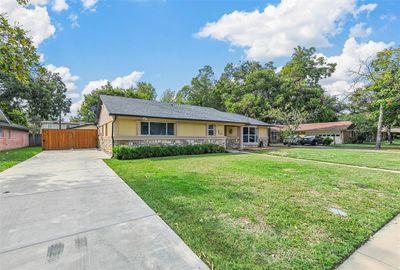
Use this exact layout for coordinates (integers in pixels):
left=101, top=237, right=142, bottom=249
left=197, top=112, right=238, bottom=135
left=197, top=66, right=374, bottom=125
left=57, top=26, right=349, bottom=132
left=0, top=14, right=40, bottom=83
left=75, top=82, right=157, bottom=122
left=0, top=13, right=71, bottom=126
left=279, top=47, right=339, bottom=122
left=160, top=89, right=176, bottom=103
left=136, top=82, right=157, bottom=100
left=177, top=65, right=222, bottom=109
left=351, top=48, right=400, bottom=149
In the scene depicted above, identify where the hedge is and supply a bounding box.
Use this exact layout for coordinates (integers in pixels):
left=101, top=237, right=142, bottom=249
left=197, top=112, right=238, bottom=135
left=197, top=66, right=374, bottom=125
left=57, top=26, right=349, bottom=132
left=112, top=144, right=226, bottom=160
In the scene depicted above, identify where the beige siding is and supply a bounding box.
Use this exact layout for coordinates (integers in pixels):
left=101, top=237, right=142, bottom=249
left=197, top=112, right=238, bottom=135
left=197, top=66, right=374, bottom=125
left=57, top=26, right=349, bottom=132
left=258, top=126, right=268, bottom=138
left=216, top=124, right=225, bottom=137
left=117, top=118, right=137, bottom=136
left=98, top=104, right=113, bottom=126
left=177, top=122, right=206, bottom=137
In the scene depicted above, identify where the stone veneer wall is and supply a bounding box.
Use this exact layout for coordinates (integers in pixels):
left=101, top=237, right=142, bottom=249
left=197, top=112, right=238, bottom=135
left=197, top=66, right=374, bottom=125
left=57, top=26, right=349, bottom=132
left=243, top=136, right=269, bottom=148
left=226, top=138, right=240, bottom=149
left=115, top=137, right=227, bottom=149
left=99, top=136, right=113, bottom=154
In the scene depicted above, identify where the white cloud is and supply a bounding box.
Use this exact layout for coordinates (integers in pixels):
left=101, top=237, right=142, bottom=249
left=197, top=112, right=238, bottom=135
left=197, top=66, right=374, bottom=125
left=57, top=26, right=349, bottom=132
left=30, top=0, right=48, bottom=6
left=82, top=70, right=144, bottom=96
left=69, top=13, right=79, bottom=28
left=70, top=100, right=83, bottom=115
left=67, top=93, right=80, bottom=99
left=112, top=71, right=144, bottom=89
left=52, top=0, right=68, bottom=12
left=46, top=64, right=79, bottom=91
left=0, top=0, right=55, bottom=46
left=353, top=3, right=377, bottom=16
left=321, top=37, right=393, bottom=97
left=82, top=79, right=108, bottom=96
left=80, top=0, right=98, bottom=10
left=69, top=70, right=143, bottom=117
left=349, top=23, right=372, bottom=38
left=39, top=53, right=45, bottom=63
left=380, top=14, right=397, bottom=22
left=197, top=0, right=359, bottom=60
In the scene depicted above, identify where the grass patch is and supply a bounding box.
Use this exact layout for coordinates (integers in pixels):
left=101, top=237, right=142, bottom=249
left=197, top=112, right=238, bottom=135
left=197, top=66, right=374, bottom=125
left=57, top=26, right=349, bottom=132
left=0, top=147, right=42, bottom=172
left=260, top=148, right=400, bottom=171
left=331, top=139, right=400, bottom=150
left=106, top=153, right=400, bottom=270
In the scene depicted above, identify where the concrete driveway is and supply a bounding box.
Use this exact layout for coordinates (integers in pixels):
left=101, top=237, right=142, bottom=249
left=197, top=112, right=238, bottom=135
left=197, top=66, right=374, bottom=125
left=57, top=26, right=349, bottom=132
left=0, top=150, right=208, bottom=270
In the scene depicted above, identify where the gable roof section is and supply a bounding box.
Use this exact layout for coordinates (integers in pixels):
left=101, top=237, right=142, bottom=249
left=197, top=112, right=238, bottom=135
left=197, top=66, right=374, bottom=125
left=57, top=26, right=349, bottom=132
left=0, top=108, right=29, bottom=131
left=99, top=95, right=269, bottom=126
left=297, top=121, right=353, bottom=132
left=0, top=108, right=11, bottom=124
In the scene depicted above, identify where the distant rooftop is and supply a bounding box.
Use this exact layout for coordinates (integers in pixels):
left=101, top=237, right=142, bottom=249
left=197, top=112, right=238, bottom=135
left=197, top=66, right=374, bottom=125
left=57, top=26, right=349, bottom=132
left=99, top=95, right=269, bottom=126
left=297, top=121, right=353, bottom=132
left=270, top=121, right=353, bottom=132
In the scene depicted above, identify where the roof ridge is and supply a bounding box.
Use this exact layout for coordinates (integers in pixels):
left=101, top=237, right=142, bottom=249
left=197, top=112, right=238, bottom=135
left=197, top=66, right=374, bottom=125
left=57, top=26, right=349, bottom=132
left=100, top=94, right=223, bottom=112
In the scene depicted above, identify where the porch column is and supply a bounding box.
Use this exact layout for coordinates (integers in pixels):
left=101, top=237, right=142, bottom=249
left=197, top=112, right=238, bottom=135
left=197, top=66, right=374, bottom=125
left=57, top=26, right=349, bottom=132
left=239, top=126, right=243, bottom=150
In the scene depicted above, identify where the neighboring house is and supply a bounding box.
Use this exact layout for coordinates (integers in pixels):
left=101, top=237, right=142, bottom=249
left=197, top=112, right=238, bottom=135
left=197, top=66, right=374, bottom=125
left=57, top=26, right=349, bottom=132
left=40, top=121, right=93, bottom=132
left=0, top=109, right=29, bottom=151
left=382, top=127, right=400, bottom=140
left=296, top=121, right=354, bottom=144
left=269, top=125, right=285, bottom=143
left=269, top=121, right=354, bottom=144
left=97, top=95, right=270, bottom=153
left=67, top=123, right=97, bottom=130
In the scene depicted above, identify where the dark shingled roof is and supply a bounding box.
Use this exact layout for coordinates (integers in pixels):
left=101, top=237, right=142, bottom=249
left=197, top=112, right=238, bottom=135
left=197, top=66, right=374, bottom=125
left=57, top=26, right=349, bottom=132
left=100, top=95, right=269, bottom=126
left=0, top=108, right=29, bottom=132
left=0, top=121, right=29, bottom=132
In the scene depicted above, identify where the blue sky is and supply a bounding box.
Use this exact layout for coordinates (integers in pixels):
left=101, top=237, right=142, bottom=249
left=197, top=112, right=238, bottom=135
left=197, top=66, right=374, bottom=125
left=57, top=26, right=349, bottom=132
left=1, top=0, right=399, bottom=115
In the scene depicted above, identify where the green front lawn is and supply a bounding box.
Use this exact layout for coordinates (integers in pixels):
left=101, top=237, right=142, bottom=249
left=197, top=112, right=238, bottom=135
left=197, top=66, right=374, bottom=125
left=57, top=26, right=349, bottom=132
left=106, top=153, right=400, bottom=270
left=0, top=147, right=42, bottom=172
left=260, top=148, right=400, bottom=171
left=331, top=139, right=400, bottom=150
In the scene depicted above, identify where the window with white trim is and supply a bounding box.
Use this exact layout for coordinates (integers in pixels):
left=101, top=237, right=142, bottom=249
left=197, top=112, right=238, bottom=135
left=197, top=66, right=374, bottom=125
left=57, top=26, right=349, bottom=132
left=243, top=127, right=257, bottom=143
left=208, top=124, right=215, bottom=136
left=0, top=127, right=3, bottom=138
left=140, top=122, right=175, bottom=136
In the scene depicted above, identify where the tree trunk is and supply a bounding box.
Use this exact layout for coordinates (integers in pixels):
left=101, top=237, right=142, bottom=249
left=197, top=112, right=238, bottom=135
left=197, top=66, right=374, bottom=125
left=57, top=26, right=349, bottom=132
left=387, top=126, right=393, bottom=144
left=58, top=112, right=62, bottom=130
left=375, top=104, right=384, bottom=150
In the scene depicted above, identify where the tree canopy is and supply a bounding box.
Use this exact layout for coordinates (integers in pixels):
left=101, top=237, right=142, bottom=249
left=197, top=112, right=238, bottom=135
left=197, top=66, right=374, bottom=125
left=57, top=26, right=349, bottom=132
left=350, top=47, right=400, bottom=148
left=73, top=82, right=157, bottom=122
left=0, top=13, right=71, bottom=126
left=170, top=47, right=340, bottom=123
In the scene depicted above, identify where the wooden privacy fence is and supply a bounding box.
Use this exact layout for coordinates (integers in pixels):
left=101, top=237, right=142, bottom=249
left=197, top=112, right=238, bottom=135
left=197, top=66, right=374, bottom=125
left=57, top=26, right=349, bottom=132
left=42, top=129, right=97, bottom=150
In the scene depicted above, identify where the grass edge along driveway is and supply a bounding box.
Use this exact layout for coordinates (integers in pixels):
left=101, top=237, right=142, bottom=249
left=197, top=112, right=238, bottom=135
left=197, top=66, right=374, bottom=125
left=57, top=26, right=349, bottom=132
left=105, top=152, right=400, bottom=270
left=0, top=147, right=42, bottom=172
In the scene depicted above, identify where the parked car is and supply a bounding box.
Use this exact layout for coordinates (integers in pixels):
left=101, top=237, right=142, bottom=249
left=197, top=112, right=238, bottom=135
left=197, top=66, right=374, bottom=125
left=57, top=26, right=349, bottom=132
left=301, top=135, right=323, bottom=145
left=283, top=136, right=303, bottom=145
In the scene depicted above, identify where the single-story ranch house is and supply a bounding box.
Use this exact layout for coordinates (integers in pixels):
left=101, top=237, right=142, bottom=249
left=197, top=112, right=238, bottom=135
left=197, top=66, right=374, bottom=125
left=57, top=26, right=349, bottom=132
left=0, top=109, right=30, bottom=151
left=97, top=95, right=270, bottom=153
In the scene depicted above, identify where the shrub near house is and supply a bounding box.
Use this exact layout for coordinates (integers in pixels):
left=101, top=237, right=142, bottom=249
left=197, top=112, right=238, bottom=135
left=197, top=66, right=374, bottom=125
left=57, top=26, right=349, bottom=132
left=113, top=144, right=226, bottom=160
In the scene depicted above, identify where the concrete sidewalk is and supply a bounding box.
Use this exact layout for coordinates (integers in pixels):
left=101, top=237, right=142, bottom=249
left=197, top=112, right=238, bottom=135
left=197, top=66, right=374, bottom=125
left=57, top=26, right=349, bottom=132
left=0, top=150, right=208, bottom=270
left=337, top=214, right=400, bottom=270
